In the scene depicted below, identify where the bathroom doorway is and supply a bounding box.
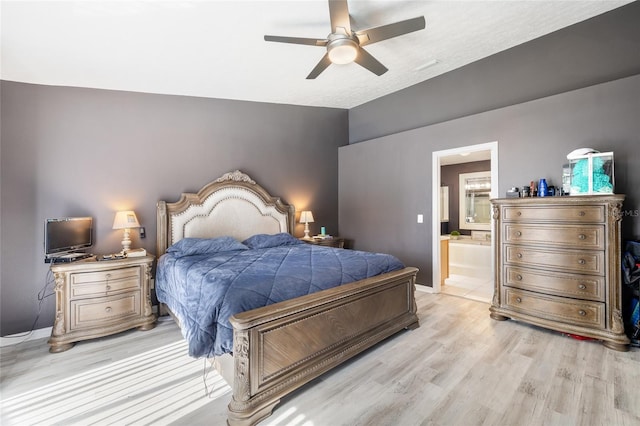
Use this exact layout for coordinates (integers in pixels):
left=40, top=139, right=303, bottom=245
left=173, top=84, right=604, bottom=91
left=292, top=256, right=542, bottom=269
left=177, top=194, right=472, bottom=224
left=431, top=142, right=498, bottom=302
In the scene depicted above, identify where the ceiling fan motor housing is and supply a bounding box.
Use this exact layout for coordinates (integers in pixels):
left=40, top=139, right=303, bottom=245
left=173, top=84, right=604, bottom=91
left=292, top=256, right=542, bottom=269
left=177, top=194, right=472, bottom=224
left=327, top=34, right=358, bottom=64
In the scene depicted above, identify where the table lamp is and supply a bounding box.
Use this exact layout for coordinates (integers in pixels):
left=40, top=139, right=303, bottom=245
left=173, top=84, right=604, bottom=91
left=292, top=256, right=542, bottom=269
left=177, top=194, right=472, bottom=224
left=299, top=211, right=314, bottom=239
left=112, top=210, right=140, bottom=253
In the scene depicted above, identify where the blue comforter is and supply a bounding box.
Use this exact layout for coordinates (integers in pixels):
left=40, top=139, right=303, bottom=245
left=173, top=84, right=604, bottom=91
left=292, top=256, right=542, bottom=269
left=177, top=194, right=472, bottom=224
left=155, top=233, right=404, bottom=358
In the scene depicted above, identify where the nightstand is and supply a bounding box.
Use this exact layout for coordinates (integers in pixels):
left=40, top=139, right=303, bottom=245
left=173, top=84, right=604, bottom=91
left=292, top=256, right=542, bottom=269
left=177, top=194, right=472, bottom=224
left=300, top=237, right=345, bottom=248
left=48, top=255, right=156, bottom=353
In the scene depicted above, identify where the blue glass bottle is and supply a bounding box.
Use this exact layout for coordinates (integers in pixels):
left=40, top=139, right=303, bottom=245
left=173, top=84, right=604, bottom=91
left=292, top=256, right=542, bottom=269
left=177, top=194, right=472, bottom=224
left=538, top=178, right=548, bottom=197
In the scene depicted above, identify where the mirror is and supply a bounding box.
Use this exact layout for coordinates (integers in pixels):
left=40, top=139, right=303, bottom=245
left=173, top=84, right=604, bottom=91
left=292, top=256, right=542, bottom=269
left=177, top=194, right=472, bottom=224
left=459, top=171, right=491, bottom=230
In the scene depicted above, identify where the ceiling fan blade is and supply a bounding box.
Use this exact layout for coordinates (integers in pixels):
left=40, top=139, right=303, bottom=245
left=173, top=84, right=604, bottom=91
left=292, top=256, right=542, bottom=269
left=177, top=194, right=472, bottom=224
left=264, top=35, right=327, bottom=46
left=306, top=54, right=332, bottom=79
left=328, top=0, right=351, bottom=35
left=354, top=48, right=388, bottom=76
left=357, top=16, right=426, bottom=46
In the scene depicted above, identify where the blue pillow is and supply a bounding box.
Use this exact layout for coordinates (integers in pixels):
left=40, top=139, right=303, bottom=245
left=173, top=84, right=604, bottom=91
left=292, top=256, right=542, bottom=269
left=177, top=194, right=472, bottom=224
left=166, top=237, right=248, bottom=257
left=242, top=233, right=304, bottom=249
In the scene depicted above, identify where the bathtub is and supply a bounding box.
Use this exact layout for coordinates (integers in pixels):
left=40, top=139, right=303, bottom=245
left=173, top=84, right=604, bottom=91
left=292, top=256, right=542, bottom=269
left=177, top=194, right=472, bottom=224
left=448, top=237, right=492, bottom=280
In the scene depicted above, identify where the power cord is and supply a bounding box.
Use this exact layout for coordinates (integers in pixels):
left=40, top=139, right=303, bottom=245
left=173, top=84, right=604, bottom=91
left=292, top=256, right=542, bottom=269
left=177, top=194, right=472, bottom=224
left=3, top=261, right=58, bottom=345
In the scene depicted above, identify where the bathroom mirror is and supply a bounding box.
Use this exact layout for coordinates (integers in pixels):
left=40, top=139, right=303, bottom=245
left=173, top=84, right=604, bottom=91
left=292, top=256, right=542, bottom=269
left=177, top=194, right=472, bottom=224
left=459, top=171, right=491, bottom=230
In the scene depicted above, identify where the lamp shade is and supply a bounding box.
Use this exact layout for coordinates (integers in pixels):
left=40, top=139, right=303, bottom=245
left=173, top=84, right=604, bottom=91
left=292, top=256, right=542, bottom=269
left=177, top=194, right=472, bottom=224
left=299, top=211, right=314, bottom=224
left=112, top=211, right=140, bottom=229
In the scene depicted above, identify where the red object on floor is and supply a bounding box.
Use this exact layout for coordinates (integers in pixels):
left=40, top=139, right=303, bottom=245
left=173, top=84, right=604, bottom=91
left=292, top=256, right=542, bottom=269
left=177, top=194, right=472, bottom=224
left=564, top=333, right=595, bottom=341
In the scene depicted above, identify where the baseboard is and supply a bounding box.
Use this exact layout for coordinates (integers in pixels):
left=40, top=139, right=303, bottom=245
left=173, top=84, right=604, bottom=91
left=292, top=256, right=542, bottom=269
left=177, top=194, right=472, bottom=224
left=0, top=326, right=52, bottom=348
left=415, top=284, right=435, bottom=293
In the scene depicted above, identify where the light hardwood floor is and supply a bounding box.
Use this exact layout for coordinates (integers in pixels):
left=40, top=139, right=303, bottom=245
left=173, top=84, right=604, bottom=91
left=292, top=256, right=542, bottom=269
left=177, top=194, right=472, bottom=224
left=1, top=292, right=638, bottom=425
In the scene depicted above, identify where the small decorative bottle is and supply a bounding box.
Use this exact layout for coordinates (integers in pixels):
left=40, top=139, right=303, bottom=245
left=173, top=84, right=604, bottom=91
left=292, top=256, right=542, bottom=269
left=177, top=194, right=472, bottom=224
left=538, top=178, right=548, bottom=197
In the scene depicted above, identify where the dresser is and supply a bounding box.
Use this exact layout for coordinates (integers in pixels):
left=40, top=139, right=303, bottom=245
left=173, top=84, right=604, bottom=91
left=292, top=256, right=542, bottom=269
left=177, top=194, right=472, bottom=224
left=48, top=255, right=156, bottom=353
left=490, top=195, right=629, bottom=351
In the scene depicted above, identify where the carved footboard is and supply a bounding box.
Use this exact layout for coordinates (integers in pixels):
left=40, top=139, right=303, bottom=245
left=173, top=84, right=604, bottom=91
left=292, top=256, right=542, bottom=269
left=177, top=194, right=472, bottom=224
left=227, top=267, right=419, bottom=425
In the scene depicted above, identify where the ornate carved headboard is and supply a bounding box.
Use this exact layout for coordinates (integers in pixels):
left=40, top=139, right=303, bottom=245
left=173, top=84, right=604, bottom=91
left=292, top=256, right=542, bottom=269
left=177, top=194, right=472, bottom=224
left=156, top=170, right=295, bottom=255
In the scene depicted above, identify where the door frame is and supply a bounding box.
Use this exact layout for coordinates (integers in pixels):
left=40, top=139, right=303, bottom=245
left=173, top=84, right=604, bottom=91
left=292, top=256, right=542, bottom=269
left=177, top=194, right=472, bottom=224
left=431, top=141, right=499, bottom=293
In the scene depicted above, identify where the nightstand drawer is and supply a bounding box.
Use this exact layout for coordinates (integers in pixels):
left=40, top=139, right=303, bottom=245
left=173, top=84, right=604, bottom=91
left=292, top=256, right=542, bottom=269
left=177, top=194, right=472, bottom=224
left=71, top=267, right=141, bottom=297
left=300, top=237, right=345, bottom=248
left=70, top=292, right=141, bottom=330
left=504, top=244, right=604, bottom=275
left=502, top=205, right=605, bottom=223
left=505, top=288, right=605, bottom=329
left=504, top=266, right=605, bottom=301
left=504, top=224, right=604, bottom=250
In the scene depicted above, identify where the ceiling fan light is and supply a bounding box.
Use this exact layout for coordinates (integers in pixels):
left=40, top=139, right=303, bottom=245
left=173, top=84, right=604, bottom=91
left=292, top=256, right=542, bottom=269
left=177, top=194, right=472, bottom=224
left=327, top=39, right=358, bottom=64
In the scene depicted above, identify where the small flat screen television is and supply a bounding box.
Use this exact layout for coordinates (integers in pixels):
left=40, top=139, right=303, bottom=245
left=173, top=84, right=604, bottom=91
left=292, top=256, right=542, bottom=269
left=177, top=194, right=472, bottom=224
left=44, top=217, right=93, bottom=258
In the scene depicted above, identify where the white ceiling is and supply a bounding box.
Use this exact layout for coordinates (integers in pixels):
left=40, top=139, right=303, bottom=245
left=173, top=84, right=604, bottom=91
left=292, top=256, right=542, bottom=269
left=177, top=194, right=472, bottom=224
left=1, top=0, right=632, bottom=109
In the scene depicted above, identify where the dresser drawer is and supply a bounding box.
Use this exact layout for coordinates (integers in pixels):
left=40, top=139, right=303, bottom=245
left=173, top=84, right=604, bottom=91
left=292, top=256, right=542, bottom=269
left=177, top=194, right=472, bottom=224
left=504, top=266, right=605, bottom=301
left=504, top=245, right=604, bottom=275
left=504, top=224, right=605, bottom=250
left=505, top=288, right=605, bottom=329
left=70, top=267, right=141, bottom=298
left=502, top=205, right=605, bottom=223
left=70, top=292, right=141, bottom=330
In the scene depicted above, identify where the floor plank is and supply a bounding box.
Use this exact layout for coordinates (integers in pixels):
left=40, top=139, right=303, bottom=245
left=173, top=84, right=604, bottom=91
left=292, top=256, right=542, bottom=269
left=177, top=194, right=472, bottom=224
left=1, top=293, right=638, bottom=425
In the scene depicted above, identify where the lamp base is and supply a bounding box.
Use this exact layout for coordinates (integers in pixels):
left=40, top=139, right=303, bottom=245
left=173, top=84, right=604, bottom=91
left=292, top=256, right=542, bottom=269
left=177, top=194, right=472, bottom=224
left=121, top=228, right=132, bottom=253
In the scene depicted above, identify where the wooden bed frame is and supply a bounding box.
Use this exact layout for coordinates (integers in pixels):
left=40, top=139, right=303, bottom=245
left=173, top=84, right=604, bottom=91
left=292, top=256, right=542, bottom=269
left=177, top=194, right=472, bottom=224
left=156, top=170, right=419, bottom=425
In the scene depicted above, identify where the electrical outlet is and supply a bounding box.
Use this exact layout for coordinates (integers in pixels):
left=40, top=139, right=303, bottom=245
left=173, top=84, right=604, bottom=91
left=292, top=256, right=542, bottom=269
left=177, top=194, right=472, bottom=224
left=139, top=227, right=146, bottom=239
left=417, top=214, right=423, bottom=224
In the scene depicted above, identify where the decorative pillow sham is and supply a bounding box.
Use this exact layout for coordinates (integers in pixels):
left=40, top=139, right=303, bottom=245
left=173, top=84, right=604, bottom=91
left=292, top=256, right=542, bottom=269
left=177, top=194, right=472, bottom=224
left=242, top=232, right=304, bottom=249
left=166, top=237, right=248, bottom=257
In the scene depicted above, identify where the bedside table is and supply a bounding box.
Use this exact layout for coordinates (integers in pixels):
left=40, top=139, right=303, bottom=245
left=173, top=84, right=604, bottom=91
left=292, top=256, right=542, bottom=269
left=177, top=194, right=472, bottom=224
left=300, top=237, right=345, bottom=248
left=48, top=255, right=156, bottom=353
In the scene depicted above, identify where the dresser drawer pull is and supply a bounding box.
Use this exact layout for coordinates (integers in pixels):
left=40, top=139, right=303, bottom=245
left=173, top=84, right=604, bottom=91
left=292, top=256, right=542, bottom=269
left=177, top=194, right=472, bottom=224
left=578, top=259, right=586, bottom=265
left=105, top=285, right=111, bottom=291
left=516, top=274, right=523, bottom=281
left=516, top=211, right=522, bottom=216
left=106, top=273, right=112, bottom=279
left=578, top=234, right=586, bottom=240
left=578, top=284, right=587, bottom=290
left=515, top=297, right=522, bottom=303
left=515, top=231, right=522, bottom=237
left=105, top=306, right=112, bottom=313
left=516, top=253, right=523, bottom=259
left=579, top=211, right=586, bottom=217
left=578, top=310, right=587, bottom=316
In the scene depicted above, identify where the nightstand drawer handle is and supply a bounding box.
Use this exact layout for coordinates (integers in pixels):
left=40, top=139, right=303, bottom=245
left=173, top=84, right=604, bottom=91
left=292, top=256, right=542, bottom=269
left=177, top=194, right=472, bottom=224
left=515, top=297, right=522, bottom=303
left=578, top=284, right=587, bottom=290
left=579, top=211, right=586, bottom=217
left=516, top=211, right=522, bottom=216
left=515, top=231, right=522, bottom=237
left=578, top=310, right=586, bottom=316
left=106, top=273, right=112, bottom=279
left=578, top=234, right=586, bottom=240
left=516, top=274, right=523, bottom=281
left=516, top=253, right=523, bottom=259
left=105, top=285, right=111, bottom=291
left=578, top=259, right=586, bottom=265
left=105, top=307, right=112, bottom=313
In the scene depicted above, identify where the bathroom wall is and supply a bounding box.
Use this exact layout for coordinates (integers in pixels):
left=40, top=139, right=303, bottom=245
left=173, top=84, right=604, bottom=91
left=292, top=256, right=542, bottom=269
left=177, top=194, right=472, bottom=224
left=440, top=160, right=491, bottom=235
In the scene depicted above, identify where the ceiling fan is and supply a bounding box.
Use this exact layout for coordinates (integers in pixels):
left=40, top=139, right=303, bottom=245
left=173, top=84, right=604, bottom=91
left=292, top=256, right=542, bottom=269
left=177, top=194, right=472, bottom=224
left=264, top=0, right=426, bottom=79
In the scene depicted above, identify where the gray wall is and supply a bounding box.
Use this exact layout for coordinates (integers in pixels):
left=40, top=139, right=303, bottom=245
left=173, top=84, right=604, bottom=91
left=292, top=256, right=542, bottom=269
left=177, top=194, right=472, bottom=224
left=349, top=1, right=640, bottom=144
left=0, top=82, right=348, bottom=336
left=340, top=3, right=640, bottom=287
left=339, top=74, right=640, bottom=286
